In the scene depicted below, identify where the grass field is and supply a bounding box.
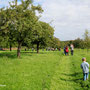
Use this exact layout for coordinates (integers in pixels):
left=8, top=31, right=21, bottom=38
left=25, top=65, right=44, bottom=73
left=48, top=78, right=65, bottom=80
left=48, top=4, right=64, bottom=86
left=0, top=49, right=90, bottom=90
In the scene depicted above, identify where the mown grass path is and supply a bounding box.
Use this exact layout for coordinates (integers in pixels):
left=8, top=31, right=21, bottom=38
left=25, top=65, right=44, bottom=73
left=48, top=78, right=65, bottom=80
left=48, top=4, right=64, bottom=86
left=50, top=56, right=81, bottom=90
left=50, top=51, right=90, bottom=90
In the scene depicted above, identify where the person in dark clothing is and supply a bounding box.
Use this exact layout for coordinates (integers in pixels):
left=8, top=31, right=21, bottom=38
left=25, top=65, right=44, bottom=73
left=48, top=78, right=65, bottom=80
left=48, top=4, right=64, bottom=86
left=63, top=46, right=66, bottom=55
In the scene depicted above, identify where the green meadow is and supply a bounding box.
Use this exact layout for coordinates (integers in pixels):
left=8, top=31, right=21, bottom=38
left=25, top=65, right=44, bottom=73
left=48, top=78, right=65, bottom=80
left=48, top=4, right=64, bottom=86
left=0, top=49, right=90, bottom=90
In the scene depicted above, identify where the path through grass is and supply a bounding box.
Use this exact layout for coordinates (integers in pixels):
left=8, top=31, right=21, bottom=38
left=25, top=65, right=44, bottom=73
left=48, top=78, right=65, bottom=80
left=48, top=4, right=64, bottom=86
left=50, top=50, right=90, bottom=90
left=0, top=50, right=90, bottom=90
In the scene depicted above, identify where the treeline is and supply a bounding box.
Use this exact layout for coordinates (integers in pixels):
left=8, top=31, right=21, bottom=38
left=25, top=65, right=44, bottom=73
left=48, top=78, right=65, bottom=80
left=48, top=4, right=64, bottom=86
left=60, top=30, right=90, bottom=49
left=0, top=0, right=61, bottom=58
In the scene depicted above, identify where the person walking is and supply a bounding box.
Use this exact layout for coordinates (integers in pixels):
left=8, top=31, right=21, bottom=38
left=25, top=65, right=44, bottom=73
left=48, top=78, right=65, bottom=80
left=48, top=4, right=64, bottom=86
left=70, top=44, right=74, bottom=56
left=65, top=46, right=69, bottom=56
left=81, top=57, right=89, bottom=81
left=63, top=46, right=66, bottom=55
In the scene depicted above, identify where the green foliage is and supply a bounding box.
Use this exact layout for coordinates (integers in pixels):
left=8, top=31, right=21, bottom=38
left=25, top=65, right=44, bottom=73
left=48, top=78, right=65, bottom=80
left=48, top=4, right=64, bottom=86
left=73, top=38, right=84, bottom=48
left=60, top=41, right=70, bottom=48
left=0, top=0, right=55, bottom=56
left=0, top=0, right=44, bottom=57
left=9, top=2, right=38, bottom=44
left=84, top=30, right=90, bottom=49
left=50, top=37, right=60, bottom=49
left=31, top=21, right=54, bottom=52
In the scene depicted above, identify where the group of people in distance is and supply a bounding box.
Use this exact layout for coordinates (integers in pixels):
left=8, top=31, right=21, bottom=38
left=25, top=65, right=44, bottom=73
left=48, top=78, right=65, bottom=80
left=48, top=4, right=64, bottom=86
left=64, top=44, right=74, bottom=56
left=63, top=44, right=89, bottom=81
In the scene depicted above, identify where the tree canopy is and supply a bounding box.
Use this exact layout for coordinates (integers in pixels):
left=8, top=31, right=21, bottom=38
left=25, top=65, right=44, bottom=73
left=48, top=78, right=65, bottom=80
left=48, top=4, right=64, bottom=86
left=31, top=21, right=54, bottom=53
left=0, top=0, right=55, bottom=57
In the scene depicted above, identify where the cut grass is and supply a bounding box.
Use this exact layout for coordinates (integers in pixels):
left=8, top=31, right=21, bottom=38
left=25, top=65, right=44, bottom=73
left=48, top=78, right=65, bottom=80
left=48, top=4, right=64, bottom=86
left=50, top=55, right=82, bottom=90
left=0, top=51, right=61, bottom=90
left=0, top=50, right=90, bottom=90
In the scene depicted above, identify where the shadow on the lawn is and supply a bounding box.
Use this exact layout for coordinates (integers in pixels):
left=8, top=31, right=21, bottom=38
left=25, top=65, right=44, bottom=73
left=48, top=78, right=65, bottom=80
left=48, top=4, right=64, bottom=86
left=21, top=51, right=46, bottom=54
left=61, top=72, right=82, bottom=77
left=60, top=77, right=83, bottom=82
left=60, top=72, right=90, bottom=89
left=0, top=52, right=17, bottom=59
left=0, top=51, right=45, bottom=59
left=60, top=72, right=83, bottom=82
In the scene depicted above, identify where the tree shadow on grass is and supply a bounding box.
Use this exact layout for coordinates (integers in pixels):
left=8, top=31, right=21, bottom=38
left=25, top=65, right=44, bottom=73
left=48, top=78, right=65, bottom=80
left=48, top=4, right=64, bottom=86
left=61, top=72, right=82, bottom=77
left=60, top=72, right=83, bottom=82
left=0, top=52, right=17, bottom=59
left=22, top=51, right=36, bottom=53
left=0, top=51, right=46, bottom=59
left=0, top=52, right=33, bottom=59
left=21, top=51, right=46, bottom=54
left=60, top=77, right=83, bottom=82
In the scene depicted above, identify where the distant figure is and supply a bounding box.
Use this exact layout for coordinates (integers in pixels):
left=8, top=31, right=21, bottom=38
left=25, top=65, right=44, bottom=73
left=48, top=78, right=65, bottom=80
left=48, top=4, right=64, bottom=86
left=32, top=48, right=34, bottom=51
left=81, top=57, right=89, bottom=81
left=63, top=46, right=66, bottom=55
left=65, top=46, right=69, bottom=56
left=70, top=44, right=74, bottom=55
left=59, top=48, right=61, bottom=51
left=25, top=48, right=26, bottom=51
left=56, top=48, right=58, bottom=51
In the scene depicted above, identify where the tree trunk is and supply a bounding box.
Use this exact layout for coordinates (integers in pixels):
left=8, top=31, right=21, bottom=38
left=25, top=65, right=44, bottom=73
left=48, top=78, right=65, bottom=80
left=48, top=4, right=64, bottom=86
left=37, top=42, right=39, bottom=53
left=10, top=44, right=12, bottom=51
left=17, top=42, right=22, bottom=58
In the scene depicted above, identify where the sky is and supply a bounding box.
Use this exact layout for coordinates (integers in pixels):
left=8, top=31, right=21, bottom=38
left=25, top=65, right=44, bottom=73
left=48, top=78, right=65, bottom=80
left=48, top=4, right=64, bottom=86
left=0, top=0, right=90, bottom=41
